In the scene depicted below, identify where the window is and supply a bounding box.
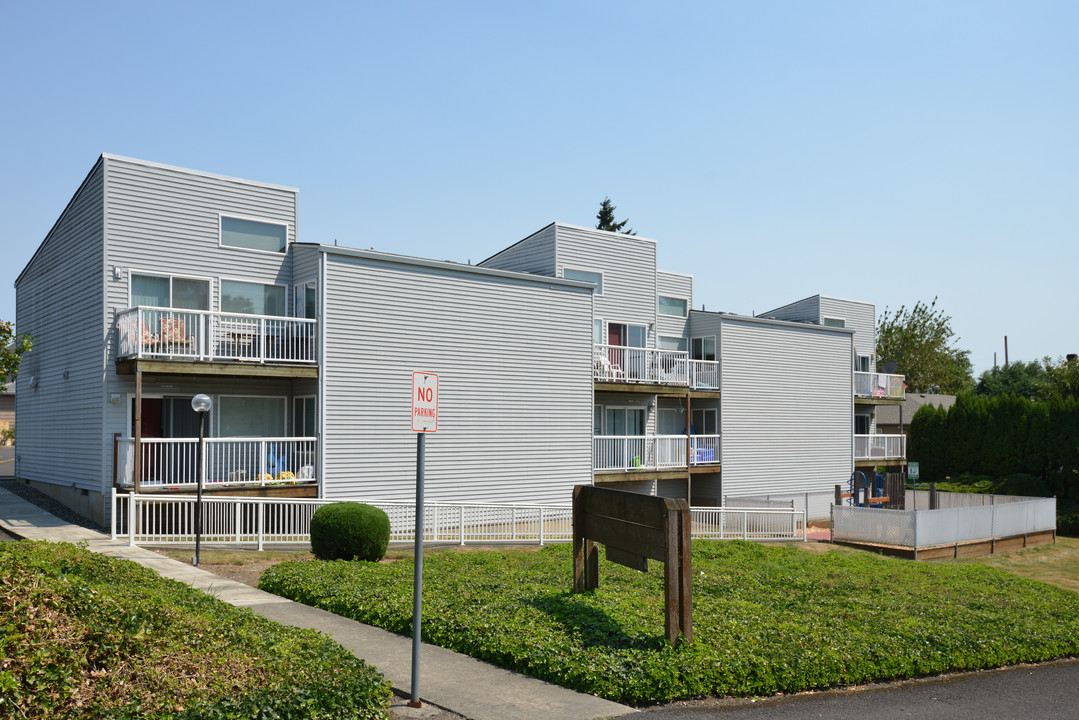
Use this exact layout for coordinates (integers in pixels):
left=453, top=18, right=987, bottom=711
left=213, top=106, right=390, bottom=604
left=563, top=267, right=602, bottom=294
left=823, top=317, right=845, bottom=328
left=221, top=280, right=286, bottom=316
left=295, top=283, right=317, bottom=319
left=221, top=216, right=288, bottom=253
left=293, top=397, right=316, bottom=436
left=855, top=414, right=871, bottom=435
left=856, top=355, right=871, bottom=372
left=659, top=336, right=687, bottom=352
left=217, top=396, right=286, bottom=437
left=658, top=296, right=688, bottom=317
left=691, top=336, right=716, bottom=362
left=131, top=273, right=209, bottom=310
left=691, top=408, right=717, bottom=435
left=593, top=319, right=604, bottom=345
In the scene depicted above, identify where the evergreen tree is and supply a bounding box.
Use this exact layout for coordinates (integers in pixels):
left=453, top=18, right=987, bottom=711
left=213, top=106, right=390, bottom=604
left=595, top=197, right=636, bottom=235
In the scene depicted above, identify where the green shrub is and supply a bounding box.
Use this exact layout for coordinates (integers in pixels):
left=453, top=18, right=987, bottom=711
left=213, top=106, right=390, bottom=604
left=0, top=541, right=390, bottom=719
left=310, top=502, right=391, bottom=562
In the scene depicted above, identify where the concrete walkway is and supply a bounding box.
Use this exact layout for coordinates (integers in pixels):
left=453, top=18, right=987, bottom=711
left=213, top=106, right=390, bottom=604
left=0, top=487, right=634, bottom=720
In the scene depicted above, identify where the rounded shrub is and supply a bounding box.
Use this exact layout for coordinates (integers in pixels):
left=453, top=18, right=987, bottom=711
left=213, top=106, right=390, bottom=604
left=310, top=502, right=391, bottom=562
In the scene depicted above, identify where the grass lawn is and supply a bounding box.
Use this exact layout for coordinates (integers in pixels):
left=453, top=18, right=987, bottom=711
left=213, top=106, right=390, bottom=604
left=0, top=541, right=391, bottom=720
left=259, top=540, right=1079, bottom=704
left=964, top=536, right=1079, bottom=593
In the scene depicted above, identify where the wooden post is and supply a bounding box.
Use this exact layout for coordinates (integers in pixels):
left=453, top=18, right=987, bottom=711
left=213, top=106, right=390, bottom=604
left=133, top=367, right=142, bottom=494
left=835, top=484, right=842, bottom=506
left=929, top=482, right=938, bottom=510
left=572, top=485, right=598, bottom=592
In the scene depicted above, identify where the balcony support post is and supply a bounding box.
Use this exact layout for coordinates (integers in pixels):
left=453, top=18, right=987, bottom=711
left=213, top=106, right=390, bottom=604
left=133, top=368, right=142, bottom=494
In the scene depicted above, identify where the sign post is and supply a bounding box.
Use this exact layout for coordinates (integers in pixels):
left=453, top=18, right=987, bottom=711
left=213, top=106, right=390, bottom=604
left=408, top=372, right=438, bottom=709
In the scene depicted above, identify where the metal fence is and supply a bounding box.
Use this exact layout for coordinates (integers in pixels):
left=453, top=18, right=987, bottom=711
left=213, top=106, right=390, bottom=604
left=111, top=491, right=807, bottom=548
left=832, top=496, right=1056, bottom=550
left=725, top=491, right=837, bottom=523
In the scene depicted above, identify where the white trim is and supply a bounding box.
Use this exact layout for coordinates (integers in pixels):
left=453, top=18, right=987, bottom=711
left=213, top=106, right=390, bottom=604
left=561, top=265, right=604, bottom=295
left=606, top=320, right=648, bottom=348
left=218, top=276, right=289, bottom=316
left=658, top=335, right=688, bottom=352
left=218, top=213, right=290, bottom=255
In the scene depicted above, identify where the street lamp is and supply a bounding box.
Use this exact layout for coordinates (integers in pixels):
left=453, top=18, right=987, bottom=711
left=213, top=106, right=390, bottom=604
left=191, top=394, right=212, bottom=566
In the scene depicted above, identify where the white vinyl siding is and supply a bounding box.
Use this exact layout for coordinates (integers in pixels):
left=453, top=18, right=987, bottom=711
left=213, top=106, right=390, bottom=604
left=720, top=317, right=853, bottom=497
left=14, top=158, right=106, bottom=497
left=657, top=270, right=692, bottom=342
left=477, top=224, right=557, bottom=276
left=819, top=297, right=876, bottom=370
left=321, top=250, right=593, bottom=505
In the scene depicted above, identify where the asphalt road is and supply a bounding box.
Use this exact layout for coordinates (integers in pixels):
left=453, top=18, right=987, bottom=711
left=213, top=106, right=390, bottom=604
left=636, top=659, right=1079, bottom=719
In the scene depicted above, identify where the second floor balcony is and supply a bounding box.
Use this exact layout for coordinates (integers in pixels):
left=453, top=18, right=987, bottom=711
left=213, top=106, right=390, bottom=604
left=854, top=372, right=905, bottom=401
left=854, top=434, right=906, bottom=462
left=594, top=344, right=719, bottom=390
left=117, top=306, right=317, bottom=365
left=593, top=434, right=721, bottom=472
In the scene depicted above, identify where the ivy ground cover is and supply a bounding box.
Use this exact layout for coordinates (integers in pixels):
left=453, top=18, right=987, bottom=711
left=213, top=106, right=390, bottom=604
left=0, top=541, right=391, bottom=720
left=259, top=541, right=1079, bottom=704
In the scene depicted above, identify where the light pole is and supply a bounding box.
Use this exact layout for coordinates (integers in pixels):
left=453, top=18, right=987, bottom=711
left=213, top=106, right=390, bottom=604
left=191, top=394, right=212, bottom=566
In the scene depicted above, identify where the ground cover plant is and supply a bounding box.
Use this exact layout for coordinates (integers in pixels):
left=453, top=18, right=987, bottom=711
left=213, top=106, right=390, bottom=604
left=260, top=540, right=1079, bottom=704
left=0, top=541, right=391, bottom=720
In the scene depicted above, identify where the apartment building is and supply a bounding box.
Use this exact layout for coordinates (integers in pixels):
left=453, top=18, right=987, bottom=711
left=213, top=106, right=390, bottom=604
left=15, top=155, right=905, bottom=525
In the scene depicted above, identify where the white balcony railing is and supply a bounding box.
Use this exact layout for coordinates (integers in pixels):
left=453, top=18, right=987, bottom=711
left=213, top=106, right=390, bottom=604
left=117, top=306, right=317, bottom=364
left=854, top=372, right=905, bottom=400
left=593, top=434, right=721, bottom=471
left=116, top=437, right=318, bottom=489
left=854, top=434, right=906, bottom=461
left=594, top=344, right=719, bottom=389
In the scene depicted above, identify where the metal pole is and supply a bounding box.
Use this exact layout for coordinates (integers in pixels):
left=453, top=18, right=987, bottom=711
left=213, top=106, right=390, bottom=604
left=195, top=412, right=205, bottom=567
left=409, top=432, right=425, bottom=708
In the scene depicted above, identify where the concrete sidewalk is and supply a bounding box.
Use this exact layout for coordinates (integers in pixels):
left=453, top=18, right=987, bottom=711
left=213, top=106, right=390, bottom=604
left=0, top=487, right=634, bottom=720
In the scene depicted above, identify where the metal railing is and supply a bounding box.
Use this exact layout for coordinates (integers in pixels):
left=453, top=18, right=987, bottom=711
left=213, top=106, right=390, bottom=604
left=117, top=306, right=317, bottom=364
left=110, top=491, right=807, bottom=547
left=116, top=437, right=318, bottom=488
left=593, top=344, right=719, bottom=389
left=854, top=434, right=906, bottom=461
left=853, top=372, right=905, bottom=400
left=593, top=434, right=721, bottom=471
left=832, top=496, right=1056, bottom=550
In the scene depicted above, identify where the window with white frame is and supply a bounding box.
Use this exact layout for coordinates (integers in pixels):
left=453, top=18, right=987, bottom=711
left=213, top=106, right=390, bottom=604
left=217, top=396, right=286, bottom=437
left=823, top=317, right=845, bottom=328
left=294, top=283, right=317, bottom=319
left=293, top=396, right=316, bottom=436
left=562, top=267, right=603, bottom=294
left=593, top=319, right=604, bottom=345
left=856, top=355, right=871, bottom=372
left=221, top=279, right=287, bottom=316
left=131, top=273, right=209, bottom=310
left=658, top=296, right=688, bottom=317
left=659, top=336, right=687, bottom=352
left=220, top=216, right=288, bottom=253
left=691, top=336, right=716, bottom=362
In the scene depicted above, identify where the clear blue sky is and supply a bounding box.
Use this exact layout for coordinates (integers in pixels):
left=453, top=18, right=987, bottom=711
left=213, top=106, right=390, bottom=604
left=3, top=1, right=1076, bottom=375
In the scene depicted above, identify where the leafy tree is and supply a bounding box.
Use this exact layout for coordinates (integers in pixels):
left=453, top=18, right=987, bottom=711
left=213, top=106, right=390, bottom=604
left=1043, top=355, right=1079, bottom=399
left=876, top=297, right=973, bottom=394
left=0, top=320, right=30, bottom=384
left=975, top=360, right=1047, bottom=401
left=595, top=197, right=635, bottom=235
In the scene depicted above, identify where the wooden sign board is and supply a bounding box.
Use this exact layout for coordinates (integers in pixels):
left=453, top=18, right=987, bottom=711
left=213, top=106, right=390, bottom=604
left=572, top=485, right=692, bottom=644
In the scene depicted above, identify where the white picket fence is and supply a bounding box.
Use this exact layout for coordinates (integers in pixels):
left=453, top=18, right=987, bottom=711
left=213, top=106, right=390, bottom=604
left=110, top=491, right=806, bottom=548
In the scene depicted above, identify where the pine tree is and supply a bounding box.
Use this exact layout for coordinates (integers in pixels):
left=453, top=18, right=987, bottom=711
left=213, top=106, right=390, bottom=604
left=595, top=198, right=635, bottom=235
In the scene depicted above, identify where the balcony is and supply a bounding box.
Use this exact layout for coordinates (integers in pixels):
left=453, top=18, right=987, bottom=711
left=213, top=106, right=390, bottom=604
left=854, top=434, right=906, bottom=462
left=594, top=345, right=719, bottom=390
left=117, top=307, right=317, bottom=365
left=854, top=372, right=905, bottom=401
left=116, top=436, right=318, bottom=490
left=593, top=434, right=721, bottom=472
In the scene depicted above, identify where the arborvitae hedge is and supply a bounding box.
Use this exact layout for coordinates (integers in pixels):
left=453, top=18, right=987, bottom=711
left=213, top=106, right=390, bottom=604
left=909, top=393, right=1079, bottom=502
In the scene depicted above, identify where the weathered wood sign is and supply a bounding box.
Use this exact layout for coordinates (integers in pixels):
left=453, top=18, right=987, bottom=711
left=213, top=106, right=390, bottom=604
left=572, top=485, right=692, bottom=644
